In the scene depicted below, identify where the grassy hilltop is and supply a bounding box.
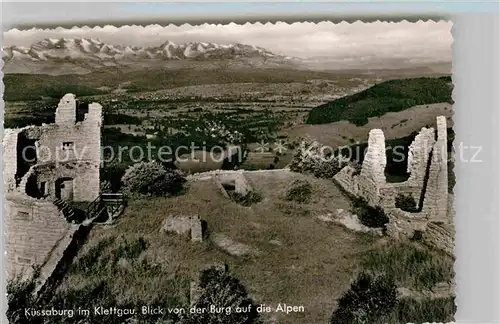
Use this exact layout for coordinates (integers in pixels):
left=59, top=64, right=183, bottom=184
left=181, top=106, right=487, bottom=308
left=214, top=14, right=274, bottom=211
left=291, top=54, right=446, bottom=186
left=306, top=76, right=453, bottom=126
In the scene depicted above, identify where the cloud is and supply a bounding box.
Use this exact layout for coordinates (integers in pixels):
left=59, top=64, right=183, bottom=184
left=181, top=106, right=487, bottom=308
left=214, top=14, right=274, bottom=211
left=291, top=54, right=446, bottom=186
left=3, top=21, right=452, bottom=65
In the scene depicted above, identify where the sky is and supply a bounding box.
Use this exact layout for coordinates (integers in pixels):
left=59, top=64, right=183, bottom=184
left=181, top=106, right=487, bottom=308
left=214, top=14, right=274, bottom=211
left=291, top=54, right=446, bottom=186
left=3, top=20, right=453, bottom=65
left=1, top=1, right=498, bottom=29
left=2, top=2, right=480, bottom=67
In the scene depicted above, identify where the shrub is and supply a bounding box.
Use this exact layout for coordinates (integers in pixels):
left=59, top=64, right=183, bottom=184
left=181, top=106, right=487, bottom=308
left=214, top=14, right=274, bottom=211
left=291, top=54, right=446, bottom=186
left=7, top=270, right=39, bottom=324
left=348, top=161, right=362, bottom=176
left=285, top=179, right=313, bottom=203
left=229, top=191, right=263, bottom=207
left=330, top=272, right=398, bottom=324
left=100, top=162, right=128, bottom=193
left=100, top=180, right=113, bottom=193
left=395, top=194, right=418, bottom=212
left=121, top=161, right=186, bottom=197
left=351, top=198, right=389, bottom=229
left=410, top=230, right=424, bottom=242
left=289, top=137, right=349, bottom=179
left=186, top=266, right=260, bottom=324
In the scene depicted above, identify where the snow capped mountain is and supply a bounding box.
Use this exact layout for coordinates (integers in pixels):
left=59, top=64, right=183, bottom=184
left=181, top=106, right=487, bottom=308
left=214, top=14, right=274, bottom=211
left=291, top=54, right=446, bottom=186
left=3, top=38, right=281, bottom=63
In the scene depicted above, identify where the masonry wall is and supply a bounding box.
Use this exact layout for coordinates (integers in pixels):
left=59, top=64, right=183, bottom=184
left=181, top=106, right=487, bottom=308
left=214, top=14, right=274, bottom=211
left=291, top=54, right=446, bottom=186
left=358, top=129, right=387, bottom=206
left=424, top=222, right=455, bottom=256
left=13, top=95, right=103, bottom=202
left=333, top=116, right=452, bottom=252
left=19, top=161, right=100, bottom=202
left=36, top=105, right=101, bottom=166
left=422, top=116, right=449, bottom=222
left=4, top=193, right=71, bottom=280
left=333, top=166, right=360, bottom=197
left=3, top=128, right=21, bottom=191
left=4, top=94, right=103, bottom=283
left=405, top=127, right=436, bottom=206
left=385, top=209, right=428, bottom=239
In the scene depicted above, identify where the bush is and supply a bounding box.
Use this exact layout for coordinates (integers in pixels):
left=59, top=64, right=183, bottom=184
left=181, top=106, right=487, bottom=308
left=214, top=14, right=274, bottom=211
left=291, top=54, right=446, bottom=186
left=289, top=137, right=349, bottom=179
left=351, top=198, right=389, bottom=229
left=121, top=161, right=186, bottom=197
left=348, top=161, right=362, bottom=175
left=395, top=194, right=418, bottom=212
left=330, top=272, right=398, bottom=324
left=100, top=180, right=113, bottom=193
left=229, top=191, right=263, bottom=207
left=101, top=162, right=128, bottom=193
left=186, top=266, right=260, bottom=324
left=7, top=270, right=39, bottom=324
left=285, top=179, right=313, bottom=203
left=410, top=230, right=424, bottom=242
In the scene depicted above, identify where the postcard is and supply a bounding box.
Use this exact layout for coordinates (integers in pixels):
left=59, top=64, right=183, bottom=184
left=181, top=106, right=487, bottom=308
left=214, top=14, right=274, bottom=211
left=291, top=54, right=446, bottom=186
left=3, top=17, right=455, bottom=324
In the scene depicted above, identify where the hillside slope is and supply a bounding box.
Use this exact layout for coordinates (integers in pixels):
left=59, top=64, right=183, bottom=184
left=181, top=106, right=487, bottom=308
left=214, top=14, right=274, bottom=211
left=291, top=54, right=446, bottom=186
left=306, top=76, right=453, bottom=126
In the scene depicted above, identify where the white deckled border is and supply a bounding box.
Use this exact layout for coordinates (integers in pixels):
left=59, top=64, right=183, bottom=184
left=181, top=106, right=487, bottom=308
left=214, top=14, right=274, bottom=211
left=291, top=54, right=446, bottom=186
left=1, top=13, right=499, bottom=324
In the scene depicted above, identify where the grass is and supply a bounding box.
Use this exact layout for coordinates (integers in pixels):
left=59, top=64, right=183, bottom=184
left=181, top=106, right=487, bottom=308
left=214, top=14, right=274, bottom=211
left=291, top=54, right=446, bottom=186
left=59, top=171, right=369, bottom=324
left=360, top=241, right=454, bottom=290
left=382, top=297, right=456, bottom=324
left=284, top=179, right=313, bottom=203
left=62, top=234, right=189, bottom=316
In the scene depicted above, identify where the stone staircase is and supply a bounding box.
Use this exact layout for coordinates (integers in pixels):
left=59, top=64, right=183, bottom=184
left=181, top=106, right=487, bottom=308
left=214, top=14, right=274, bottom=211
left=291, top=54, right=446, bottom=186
left=53, top=198, right=76, bottom=222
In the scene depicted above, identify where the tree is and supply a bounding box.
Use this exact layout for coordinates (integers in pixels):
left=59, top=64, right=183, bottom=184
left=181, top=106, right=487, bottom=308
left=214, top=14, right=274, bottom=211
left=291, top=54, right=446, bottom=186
left=121, top=161, right=186, bottom=197
left=331, top=272, right=398, bottom=324
left=185, top=267, right=260, bottom=324
left=289, top=136, right=349, bottom=179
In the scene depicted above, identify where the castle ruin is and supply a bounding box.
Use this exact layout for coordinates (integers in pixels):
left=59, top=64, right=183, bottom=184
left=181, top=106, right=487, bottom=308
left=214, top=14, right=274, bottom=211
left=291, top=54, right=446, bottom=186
left=334, top=116, right=454, bottom=254
left=3, top=94, right=102, bottom=280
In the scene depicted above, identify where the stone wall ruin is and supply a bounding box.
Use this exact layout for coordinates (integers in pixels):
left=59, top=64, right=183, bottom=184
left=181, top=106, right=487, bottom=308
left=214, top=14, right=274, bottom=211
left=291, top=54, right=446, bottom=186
left=161, top=215, right=204, bottom=242
left=333, top=116, right=454, bottom=253
left=3, top=94, right=103, bottom=279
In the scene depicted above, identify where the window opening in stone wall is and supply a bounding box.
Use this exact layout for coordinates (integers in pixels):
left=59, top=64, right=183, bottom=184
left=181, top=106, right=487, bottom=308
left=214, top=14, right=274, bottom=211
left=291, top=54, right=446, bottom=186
left=76, top=101, right=89, bottom=122
left=62, top=142, right=74, bottom=150
left=384, top=132, right=416, bottom=183
left=55, top=177, right=74, bottom=201
left=40, top=181, right=48, bottom=197
left=16, top=256, right=33, bottom=265
left=16, top=133, right=37, bottom=185
left=16, top=211, right=31, bottom=221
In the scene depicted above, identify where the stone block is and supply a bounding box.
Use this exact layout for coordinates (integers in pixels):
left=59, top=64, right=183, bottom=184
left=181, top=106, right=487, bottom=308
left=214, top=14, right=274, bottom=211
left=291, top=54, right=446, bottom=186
left=162, top=215, right=203, bottom=242
left=191, top=218, right=203, bottom=242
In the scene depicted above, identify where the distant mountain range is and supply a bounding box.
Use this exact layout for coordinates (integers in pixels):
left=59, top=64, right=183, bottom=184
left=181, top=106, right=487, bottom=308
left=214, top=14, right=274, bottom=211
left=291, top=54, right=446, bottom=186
left=3, top=37, right=285, bottom=62
left=2, top=38, right=299, bottom=74
left=2, top=38, right=451, bottom=76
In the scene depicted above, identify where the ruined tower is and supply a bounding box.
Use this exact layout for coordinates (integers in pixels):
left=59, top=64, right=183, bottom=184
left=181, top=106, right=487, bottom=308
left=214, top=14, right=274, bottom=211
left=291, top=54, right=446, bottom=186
left=55, top=93, right=77, bottom=125
left=3, top=94, right=103, bottom=279
left=422, top=116, right=449, bottom=222
left=406, top=127, right=436, bottom=206
left=358, top=129, right=387, bottom=206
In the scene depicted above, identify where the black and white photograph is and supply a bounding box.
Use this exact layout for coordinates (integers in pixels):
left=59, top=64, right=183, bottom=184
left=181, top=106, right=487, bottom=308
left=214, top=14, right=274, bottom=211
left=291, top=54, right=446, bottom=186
left=2, top=10, right=458, bottom=324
